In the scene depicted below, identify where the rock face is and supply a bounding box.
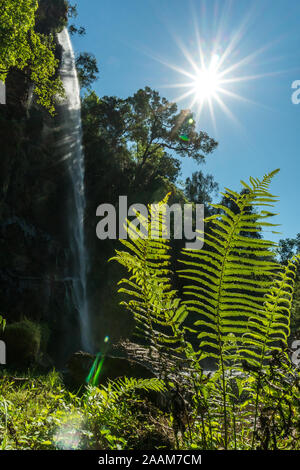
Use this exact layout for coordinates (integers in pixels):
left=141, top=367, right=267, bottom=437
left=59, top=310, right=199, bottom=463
left=0, top=3, right=82, bottom=367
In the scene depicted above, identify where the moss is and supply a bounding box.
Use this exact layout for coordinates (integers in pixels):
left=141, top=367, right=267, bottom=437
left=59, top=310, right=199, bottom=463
left=2, top=318, right=42, bottom=367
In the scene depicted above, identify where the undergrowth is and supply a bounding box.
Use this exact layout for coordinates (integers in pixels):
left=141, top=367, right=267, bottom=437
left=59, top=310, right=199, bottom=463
left=1, top=170, right=300, bottom=450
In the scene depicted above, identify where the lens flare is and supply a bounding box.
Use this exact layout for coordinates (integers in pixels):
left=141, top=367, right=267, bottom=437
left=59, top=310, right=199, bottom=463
left=53, top=413, right=84, bottom=450
left=179, top=134, right=189, bottom=142
left=86, top=353, right=105, bottom=386
left=86, top=336, right=110, bottom=386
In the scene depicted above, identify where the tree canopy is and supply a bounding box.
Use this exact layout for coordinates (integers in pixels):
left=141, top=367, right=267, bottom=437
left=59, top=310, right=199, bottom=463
left=76, top=52, right=99, bottom=89
left=277, top=233, right=300, bottom=264
left=82, top=87, right=218, bottom=204
left=185, top=170, right=219, bottom=211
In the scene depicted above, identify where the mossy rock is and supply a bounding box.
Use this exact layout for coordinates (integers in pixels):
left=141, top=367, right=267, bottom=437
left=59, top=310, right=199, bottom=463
left=2, top=319, right=42, bottom=367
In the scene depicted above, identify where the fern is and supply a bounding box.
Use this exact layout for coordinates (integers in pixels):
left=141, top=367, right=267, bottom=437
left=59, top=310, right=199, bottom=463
left=179, top=169, right=299, bottom=447
left=103, top=376, right=166, bottom=398
left=87, top=376, right=166, bottom=410
left=179, top=169, right=283, bottom=366
left=111, top=169, right=300, bottom=449
left=243, top=255, right=300, bottom=368
left=243, top=255, right=300, bottom=448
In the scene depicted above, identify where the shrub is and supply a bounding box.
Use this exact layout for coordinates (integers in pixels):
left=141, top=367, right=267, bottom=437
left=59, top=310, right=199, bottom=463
left=3, top=318, right=42, bottom=367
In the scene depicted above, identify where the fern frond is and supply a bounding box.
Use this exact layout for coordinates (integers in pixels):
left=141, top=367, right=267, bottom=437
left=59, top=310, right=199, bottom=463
left=105, top=376, right=166, bottom=398
left=242, top=254, right=300, bottom=367
left=110, top=194, right=188, bottom=357
left=87, top=376, right=166, bottom=410
left=179, top=169, right=281, bottom=365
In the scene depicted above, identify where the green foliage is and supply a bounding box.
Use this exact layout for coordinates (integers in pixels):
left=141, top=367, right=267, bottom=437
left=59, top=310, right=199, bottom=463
left=0, top=316, right=5, bottom=331
left=110, top=194, right=188, bottom=356
left=242, top=255, right=299, bottom=365
left=0, top=0, right=64, bottom=114
left=0, top=371, right=170, bottom=450
left=99, top=376, right=166, bottom=397
left=69, top=25, right=86, bottom=36
left=277, top=233, right=300, bottom=264
left=36, top=0, right=68, bottom=34
left=0, top=170, right=299, bottom=450
left=82, top=89, right=218, bottom=344
left=0, top=370, right=73, bottom=449
left=291, top=278, right=300, bottom=335
left=76, top=52, right=99, bottom=89
left=67, top=2, right=78, bottom=19
left=112, top=169, right=300, bottom=450
left=185, top=171, right=219, bottom=213
left=83, top=376, right=168, bottom=450
left=82, top=87, right=217, bottom=202
left=276, top=233, right=300, bottom=336
left=180, top=169, right=290, bottom=365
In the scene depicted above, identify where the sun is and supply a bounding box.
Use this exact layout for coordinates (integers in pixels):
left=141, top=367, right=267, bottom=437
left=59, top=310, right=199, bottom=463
left=151, top=9, right=282, bottom=132
left=192, top=56, right=221, bottom=102
left=155, top=40, right=274, bottom=132
left=193, top=70, right=219, bottom=100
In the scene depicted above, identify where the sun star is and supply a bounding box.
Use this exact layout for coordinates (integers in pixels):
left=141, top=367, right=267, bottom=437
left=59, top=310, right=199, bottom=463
left=151, top=8, right=283, bottom=132
left=192, top=56, right=221, bottom=102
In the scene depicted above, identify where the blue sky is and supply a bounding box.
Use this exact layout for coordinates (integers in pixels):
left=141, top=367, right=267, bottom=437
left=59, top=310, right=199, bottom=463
left=72, top=0, right=300, bottom=243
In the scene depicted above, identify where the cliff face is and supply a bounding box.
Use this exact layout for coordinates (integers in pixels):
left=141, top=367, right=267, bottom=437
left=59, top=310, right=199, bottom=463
left=0, top=1, right=81, bottom=366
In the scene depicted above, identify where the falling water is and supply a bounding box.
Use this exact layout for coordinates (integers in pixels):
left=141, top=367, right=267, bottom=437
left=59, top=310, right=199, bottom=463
left=57, top=28, right=91, bottom=351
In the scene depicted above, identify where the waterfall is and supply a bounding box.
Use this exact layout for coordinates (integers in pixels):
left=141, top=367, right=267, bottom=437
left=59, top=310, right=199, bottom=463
left=57, top=28, right=91, bottom=352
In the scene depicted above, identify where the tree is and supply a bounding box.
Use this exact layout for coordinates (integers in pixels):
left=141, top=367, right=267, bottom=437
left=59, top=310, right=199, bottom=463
left=277, top=233, right=300, bottom=264
left=67, top=2, right=86, bottom=36
left=69, top=25, right=86, bottom=36
left=126, top=87, right=218, bottom=177
left=82, top=88, right=218, bottom=344
left=67, top=2, right=78, bottom=19
left=185, top=170, right=219, bottom=213
left=36, top=0, right=68, bottom=34
left=0, top=0, right=64, bottom=114
left=76, top=53, right=99, bottom=89
left=82, top=87, right=218, bottom=200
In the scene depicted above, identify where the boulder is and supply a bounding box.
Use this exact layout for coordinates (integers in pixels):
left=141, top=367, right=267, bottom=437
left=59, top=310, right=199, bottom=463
left=66, top=350, right=156, bottom=388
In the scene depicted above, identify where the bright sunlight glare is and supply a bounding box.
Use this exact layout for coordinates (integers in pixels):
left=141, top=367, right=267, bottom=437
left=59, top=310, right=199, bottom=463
left=152, top=5, right=285, bottom=133
left=192, top=54, right=221, bottom=102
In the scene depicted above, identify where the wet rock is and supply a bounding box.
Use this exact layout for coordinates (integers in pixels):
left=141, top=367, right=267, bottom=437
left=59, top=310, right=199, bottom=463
left=66, top=350, right=155, bottom=388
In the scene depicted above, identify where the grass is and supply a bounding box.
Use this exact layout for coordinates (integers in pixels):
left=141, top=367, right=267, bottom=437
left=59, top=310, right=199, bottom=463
left=0, top=365, right=299, bottom=450
left=0, top=369, right=172, bottom=450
